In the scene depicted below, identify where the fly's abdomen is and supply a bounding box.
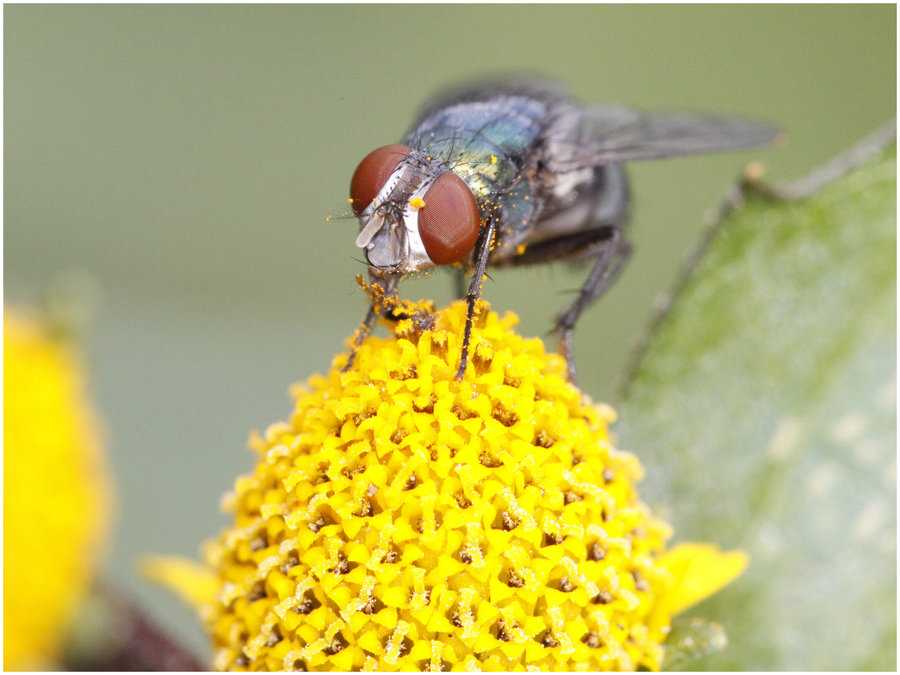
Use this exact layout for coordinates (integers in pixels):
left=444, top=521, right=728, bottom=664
left=530, top=163, right=629, bottom=246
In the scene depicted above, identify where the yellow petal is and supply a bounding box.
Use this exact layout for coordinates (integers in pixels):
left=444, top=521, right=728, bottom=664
left=658, top=543, right=748, bottom=615
left=140, top=555, right=219, bottom=608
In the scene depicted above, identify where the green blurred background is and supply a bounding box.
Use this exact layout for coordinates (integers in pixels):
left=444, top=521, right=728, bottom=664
left=5, top=4, right=896, bottom=661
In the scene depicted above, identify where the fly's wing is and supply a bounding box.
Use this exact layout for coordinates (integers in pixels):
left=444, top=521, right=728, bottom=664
left=542, top=104, right=781, bottom=173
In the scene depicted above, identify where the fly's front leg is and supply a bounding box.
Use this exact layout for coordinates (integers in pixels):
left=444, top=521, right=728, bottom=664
left=344, top=304, right=378, bottom=372
left=457, top=218, right=498, bottom=379
left=344, top=271, right=400, bottom=372
left=555, top=229, right=631, bottom=383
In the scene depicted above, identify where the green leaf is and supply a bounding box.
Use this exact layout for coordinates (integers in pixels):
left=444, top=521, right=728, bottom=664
left=619, top=129, right=896, bottom=670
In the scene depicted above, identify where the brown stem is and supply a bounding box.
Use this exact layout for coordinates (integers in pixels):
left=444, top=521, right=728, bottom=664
left=63, top=585, right=206, bottom=671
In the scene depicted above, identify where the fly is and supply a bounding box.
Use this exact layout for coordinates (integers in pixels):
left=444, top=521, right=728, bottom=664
left=346, top=78, right=779, bottom=382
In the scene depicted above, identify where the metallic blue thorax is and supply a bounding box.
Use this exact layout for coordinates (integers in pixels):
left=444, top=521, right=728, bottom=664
left=404, top=95, right=550, bottom=244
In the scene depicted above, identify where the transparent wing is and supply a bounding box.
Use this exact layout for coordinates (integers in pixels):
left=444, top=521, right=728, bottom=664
left=543, top=104, right=781, bottom=172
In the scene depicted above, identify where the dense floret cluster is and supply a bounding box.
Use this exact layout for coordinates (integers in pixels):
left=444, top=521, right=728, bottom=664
left=199, top=302, right=679, bottom=670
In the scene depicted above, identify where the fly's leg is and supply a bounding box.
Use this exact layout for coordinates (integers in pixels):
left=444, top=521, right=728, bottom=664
left=496, top=224, right=632, bottom=384
left=345, top=270, right=441, bottom=371
left=343, top=272, right=400, bottom=372
left=554, top=230, right=631, bottom=383
left=457, top=218, right=498, bottom=379
left=343, top=304, right=378, bottom=372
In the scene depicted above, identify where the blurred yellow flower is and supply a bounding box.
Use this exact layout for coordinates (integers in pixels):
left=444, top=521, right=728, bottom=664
left=4, top=308, right=113, bottom=669
left=148, top=300, right=744, bottom=671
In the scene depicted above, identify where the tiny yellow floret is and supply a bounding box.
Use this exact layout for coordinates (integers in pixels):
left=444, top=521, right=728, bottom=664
left=4, top=308, right=113, bottom=670
left=161, top=301, right=743, bottom=671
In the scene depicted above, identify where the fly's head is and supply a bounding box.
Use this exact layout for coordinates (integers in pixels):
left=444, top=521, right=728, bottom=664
left=350, top=145, right=482, bottom=281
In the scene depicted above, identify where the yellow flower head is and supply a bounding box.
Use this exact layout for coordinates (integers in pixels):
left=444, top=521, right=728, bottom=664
left=149, top=300, right=744, bottom=671
left=4, top=308, right=113, bottom=669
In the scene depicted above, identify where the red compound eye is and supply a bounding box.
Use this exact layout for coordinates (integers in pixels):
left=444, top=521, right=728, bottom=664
left=418, top=172, right=481, bottom=265
left=349, top=144, right=411, bottom=215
